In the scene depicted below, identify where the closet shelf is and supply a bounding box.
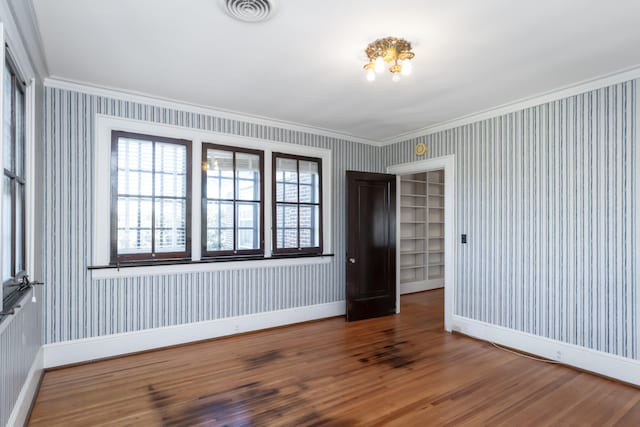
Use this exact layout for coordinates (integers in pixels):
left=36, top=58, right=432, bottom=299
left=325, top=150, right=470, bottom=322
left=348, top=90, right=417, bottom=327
left=399, top=170, right=445, bottom=292
left=401, top=264, right=425, bottom=270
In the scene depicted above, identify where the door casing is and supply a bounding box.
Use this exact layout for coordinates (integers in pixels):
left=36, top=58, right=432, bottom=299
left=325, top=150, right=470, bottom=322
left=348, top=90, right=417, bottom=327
left=387, top=155, right=456, bottom=332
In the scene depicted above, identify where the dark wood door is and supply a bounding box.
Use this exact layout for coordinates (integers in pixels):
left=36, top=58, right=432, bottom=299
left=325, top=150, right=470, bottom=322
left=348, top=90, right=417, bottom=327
left=346, top=171, right=396, bottom=321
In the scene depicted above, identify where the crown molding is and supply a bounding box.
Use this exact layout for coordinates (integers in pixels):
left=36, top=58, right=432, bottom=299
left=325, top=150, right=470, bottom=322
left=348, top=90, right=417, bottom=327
left=43, top=77, right=385, bottom=147
left=0, top=0, right=48, bottom=80
left=381, top=64, right=640, bottom=145
left=44, top=64, right=640, bottom=148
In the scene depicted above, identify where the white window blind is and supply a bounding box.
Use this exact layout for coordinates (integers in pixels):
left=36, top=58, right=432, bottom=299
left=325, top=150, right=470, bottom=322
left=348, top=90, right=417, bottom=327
left=113, top=132, right=190, bottom=261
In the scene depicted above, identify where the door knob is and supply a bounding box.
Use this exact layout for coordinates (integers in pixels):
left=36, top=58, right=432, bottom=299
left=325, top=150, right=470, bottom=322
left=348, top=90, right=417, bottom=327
left=348, top=257, right=356, bottom=264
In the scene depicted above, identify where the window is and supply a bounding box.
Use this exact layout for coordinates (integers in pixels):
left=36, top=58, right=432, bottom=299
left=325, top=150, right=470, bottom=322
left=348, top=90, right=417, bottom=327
left=3, top=55, right=26, bottom=295
left=96, top=116, right=332, bottom=273
left=202, top=144, right=263, bottom=257
left=273, top=153, right=322, bottom=254
left=111, top=131, right=191, bottom=263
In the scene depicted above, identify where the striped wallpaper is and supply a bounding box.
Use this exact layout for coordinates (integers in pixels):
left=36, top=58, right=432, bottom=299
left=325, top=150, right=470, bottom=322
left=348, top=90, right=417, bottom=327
left=0, top=288, right=42, bottom=426
left=383, top=80, right=638, bottom=360
left=43, top=86, right=383, bottom=344
left=43, top=79, right=638, bottom=363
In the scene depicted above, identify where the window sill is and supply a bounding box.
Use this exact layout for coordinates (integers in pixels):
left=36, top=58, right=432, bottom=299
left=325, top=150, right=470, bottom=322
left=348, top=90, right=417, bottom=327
left=89, top=253, right=335, bottom=279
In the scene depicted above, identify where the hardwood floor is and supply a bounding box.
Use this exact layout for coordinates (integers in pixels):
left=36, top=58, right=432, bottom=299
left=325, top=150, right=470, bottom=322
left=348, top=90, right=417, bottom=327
left=30, top=289, right=640, bottom=426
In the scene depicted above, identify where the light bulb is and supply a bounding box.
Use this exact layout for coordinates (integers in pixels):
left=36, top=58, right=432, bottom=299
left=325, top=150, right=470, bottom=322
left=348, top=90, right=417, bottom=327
left=366, top=69, right=375, bottom=82
left=401, top=59, right=412, bottom=75
left=374, top=56, right=385, bottom=73
left=392, top=73, right=400, bottom=82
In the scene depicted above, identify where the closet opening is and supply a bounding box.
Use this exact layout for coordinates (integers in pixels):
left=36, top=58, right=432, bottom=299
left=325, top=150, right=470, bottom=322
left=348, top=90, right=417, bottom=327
left=398, top=170, right=445, bottom=295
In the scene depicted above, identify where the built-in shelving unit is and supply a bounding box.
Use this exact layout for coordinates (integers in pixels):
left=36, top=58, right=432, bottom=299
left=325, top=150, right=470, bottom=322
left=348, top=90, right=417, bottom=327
left=399, top=170, right=445, bottom=294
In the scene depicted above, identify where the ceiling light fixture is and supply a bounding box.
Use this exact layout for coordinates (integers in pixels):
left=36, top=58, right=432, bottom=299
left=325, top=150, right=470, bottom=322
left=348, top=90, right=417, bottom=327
left=363, top=37, right=415, bottom=82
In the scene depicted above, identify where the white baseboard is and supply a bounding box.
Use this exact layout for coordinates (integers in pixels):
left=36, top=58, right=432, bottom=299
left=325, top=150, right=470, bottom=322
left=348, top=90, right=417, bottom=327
left=7, top=347, right=43, bottom=427
left=43, top=301, right=345, bottom=368
left=451, top=315, right=640, bottom=386
left=400, top=280, right=443, bottom=295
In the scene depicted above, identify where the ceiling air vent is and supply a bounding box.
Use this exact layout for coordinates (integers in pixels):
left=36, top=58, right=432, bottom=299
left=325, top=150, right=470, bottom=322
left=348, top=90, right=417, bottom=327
left=223, top=0, right=275, bottom=23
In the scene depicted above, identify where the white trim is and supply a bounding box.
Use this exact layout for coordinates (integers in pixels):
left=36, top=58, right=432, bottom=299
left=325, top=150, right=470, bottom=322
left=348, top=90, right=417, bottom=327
left=93, top=114, right=333, bottom=276
left=0, top=2, right=37, bottom=80
left=45, top=65, right=640, bottom=148
left=0, top=22, right=4, bottom=309
left=451, top=315, right=640, bottom=387
left=4, top=0, right=48, bottom=78
left=45, top=77, right=383, bottom=147
left=6, top=347, right=43, bottom=427
left=400, top=280, right=443, bottom=295
left=636, top=80, right=640, bottom=360
left=387, top=155, right=456, bottom=332
left=91, top=256, right=333, bottom=279
left=43, top=300, right=345, bottom=368
left=382, top=65, right=640, bottom=145
left=25, top=78, right=36, bottom=281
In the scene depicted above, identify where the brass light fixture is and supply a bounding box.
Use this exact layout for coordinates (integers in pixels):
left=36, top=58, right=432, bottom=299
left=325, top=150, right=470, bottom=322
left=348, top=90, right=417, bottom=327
left=364, top=37, right=415, bottom=82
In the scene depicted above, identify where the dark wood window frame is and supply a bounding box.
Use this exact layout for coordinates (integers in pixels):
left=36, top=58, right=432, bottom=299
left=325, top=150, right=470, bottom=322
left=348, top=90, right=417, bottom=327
left=201, top=143, right=264, bottom=258
left=110, top=131, right=192, bottom=264
left=272, top=152, right=323, bottom=255
left=3, top=54, right=26, bottom=291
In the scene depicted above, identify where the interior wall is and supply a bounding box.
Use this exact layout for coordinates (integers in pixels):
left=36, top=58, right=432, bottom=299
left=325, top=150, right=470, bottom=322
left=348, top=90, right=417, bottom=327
left=383, top=79, right=638, bottom=360
left=42, top=86, right=383, bottom=344
left=0, top=1, right=46, bottom=421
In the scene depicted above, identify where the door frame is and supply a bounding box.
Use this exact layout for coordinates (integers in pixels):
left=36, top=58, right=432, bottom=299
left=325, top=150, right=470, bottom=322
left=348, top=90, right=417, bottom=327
left=387, top=154, right=455, bottom=332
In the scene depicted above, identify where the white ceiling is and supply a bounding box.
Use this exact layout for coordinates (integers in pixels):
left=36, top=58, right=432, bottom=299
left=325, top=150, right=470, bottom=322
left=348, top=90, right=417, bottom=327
left=32, top=0, right=640, bottom=142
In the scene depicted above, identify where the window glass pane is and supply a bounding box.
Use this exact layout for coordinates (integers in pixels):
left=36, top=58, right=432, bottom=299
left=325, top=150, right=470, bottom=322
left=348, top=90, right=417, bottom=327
left=206, top=200, right=234, bottom=251
left=206, top=149, right=234, bottom=199
left=284, top=228, right=298, bottom=249
left=154, top=198, right=186, bottom=253
left=3, top=176, right=11, bottom=280
left=299, top=205, right=320, bottom=247
left=3, top=64, right=12, bottom=171
left=117, top=196, right=152, bottom=254
left=276, top=203, right=298, bottom=248
left=276, top=229, right=283, bottom=249
left=155, top=142, right=186, bottom=197
left=236, top=202, right=259, bottom=250
left=118, top=138, right=153, bottom=196
left=236, top=152, right=260, bottom=201
left=275, top=158, right=298, bottom=202
left=15, top=183, right=23, bottom=272
left=299, top=160, right=319, bottom=203
left=15, top=86, right=24, bottom=178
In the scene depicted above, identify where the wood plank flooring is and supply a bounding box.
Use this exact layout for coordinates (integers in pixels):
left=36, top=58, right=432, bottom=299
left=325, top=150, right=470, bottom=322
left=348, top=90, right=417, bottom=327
left=29, top=289, right=640, bottom=426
